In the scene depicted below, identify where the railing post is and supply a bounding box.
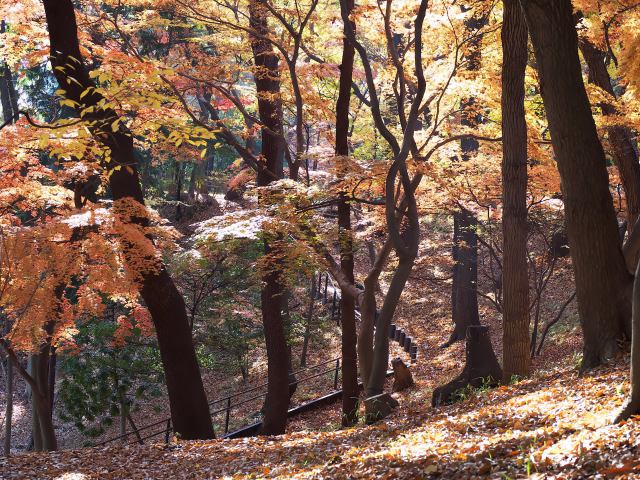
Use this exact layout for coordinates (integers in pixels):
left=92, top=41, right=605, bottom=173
left=394, top=328, right=402, bottom=342
left=224, top=397, right=232, bottom=435
left=165, top=419, right=171, bottom=443
left=331, top=291, right=337, bottom=319
left=324, top=275, right=329, bottom=302
left=410, top=345, right=418, bottom=363
left=333, top=358, right=340, bottom=390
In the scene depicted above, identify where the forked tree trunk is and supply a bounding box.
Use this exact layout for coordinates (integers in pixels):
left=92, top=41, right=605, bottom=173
left=579, top=38, right=640, bottom=234
left=335, top=0, right=359, bottom=428
left=501, top=0, right=530, bottom=381
left=249, top=0, right=290, bottom=436
left=520, top=0, right=632, bottom=369
left=42, top=0, right=214, bottom=440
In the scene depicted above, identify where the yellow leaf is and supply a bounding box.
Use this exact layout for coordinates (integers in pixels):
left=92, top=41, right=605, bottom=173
left=80, top=87, right=94, bottom=99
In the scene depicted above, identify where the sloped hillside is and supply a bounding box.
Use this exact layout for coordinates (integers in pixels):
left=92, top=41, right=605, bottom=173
left=3, top=356, right=638, bottom=479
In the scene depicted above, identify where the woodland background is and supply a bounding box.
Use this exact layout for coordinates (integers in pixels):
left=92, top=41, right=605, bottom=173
left=1, top=0, right=640, bottom=477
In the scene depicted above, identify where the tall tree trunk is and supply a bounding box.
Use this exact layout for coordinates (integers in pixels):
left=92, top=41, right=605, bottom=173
left=281, top=293, right=298, bottom=400
left=579, top=38, right=640, bottom=234
left=335, top=0, right=359, bottom=428
left=3, top=350, right=12, bottom=456
left=30, top=347, right=57, bottom=451
left=249, top=0, right=289, bottom=435
left=1, top=21, right=19, bottom=123
left=3, top=356, right=12, bottom=456
left=174, top=161, right=184, bottom=221
left=616, top=257, right=640, bottom=421
left=48, top=348, right=56, bottom=414
left=447, top=211, right=481, bottom=345
left=520, top=0, right=632, bottom=369
left=42, top=0, right=214, bottom=440
left=501, top=0, right=530, bottom=381
left=434, top=4, right=502, bottom=399
left=28, top=356, right=40, bottom=452
left=446, top=7, right=487, bottom=347
left=0, top=38, right=17, bottom=454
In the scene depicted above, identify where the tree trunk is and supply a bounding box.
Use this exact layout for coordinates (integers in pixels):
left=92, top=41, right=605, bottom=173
left=445, top=7, right=487, bottom=348
left=249, top=0, right=289, bottom=436
left=579, top=38, right=640, bottom=234
left=281, top=294, right=298, bottom=400
left=42, top=0, right=214, bottom=440
left=3, top=354, right=12, bottom=456
left=447, top=211, right=481, bottom=346
left=0, top=21, right=19, bottom=123
left=28, top=349, right=57, bottom=451
left=616, top=257, right=640, bottom=422
left=365, top=258, right=416, bottom=399
left=432, top=325, right=502, bottom=406
left=259, top=242, right=289, bottom=435
left=338, top=197, right=359, bottom=426
left=335, top=0, right=359, bottom=427
left=446, top=216, right=459, bottom=347
left=188, top=163, right=197, bottom=202
left=174, top=161, right=184, bottom=221
left=0, top=42, right=17, bottom=455
left=48, top=348, right=56, bottom=414
left=520, top=0, right=632, bottom=369
left=501, top=0, right=530, bottom=381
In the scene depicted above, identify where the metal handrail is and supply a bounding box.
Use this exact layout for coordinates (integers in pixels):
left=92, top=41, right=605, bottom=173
left=94, top=356, right=342, bottom=447
left=95, top=270, right=417, bottom=447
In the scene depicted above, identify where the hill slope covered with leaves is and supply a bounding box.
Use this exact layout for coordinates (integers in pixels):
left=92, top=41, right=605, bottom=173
left=3, top=356, right=638, bottom=479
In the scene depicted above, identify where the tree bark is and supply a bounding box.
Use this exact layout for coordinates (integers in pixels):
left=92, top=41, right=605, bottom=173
left=42, top=0, right=214, bottom=440
left=447, top=211, right=481, bottom=346
left=520, top=0, right=632, bottom=369
left=579, top=37, right=640, bottom=234
left=446, top=6, right=487, bottom=347
left=501, top=0, right=530, bottom=381
left=29, top=349, right=57, bottom=451
left=432, top=325, right=502, bottom=406
left=0, top=21, right=19, bottom=123
left=335, top=0, right=359, bottom=428
left=249, top=0, right=289, bottom=436
left=0, top=40, right=17, bottom=454
left=174, top=161, right=184, bottom=221
left=616, top=257, right=640, bottom=422
left=3, top=354, right=12, bottom=456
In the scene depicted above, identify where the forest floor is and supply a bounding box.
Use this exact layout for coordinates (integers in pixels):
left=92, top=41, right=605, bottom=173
left=3, top=278, right=639, bottom=478
left=2, top=353, right=638, bottom=478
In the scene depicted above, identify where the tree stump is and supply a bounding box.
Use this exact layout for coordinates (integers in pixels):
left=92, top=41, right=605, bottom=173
left=364, top=393, right=399, bottom=424
left=432, top=325, right=502, bottom=407
left=391, top=358, right=414, bottom=392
